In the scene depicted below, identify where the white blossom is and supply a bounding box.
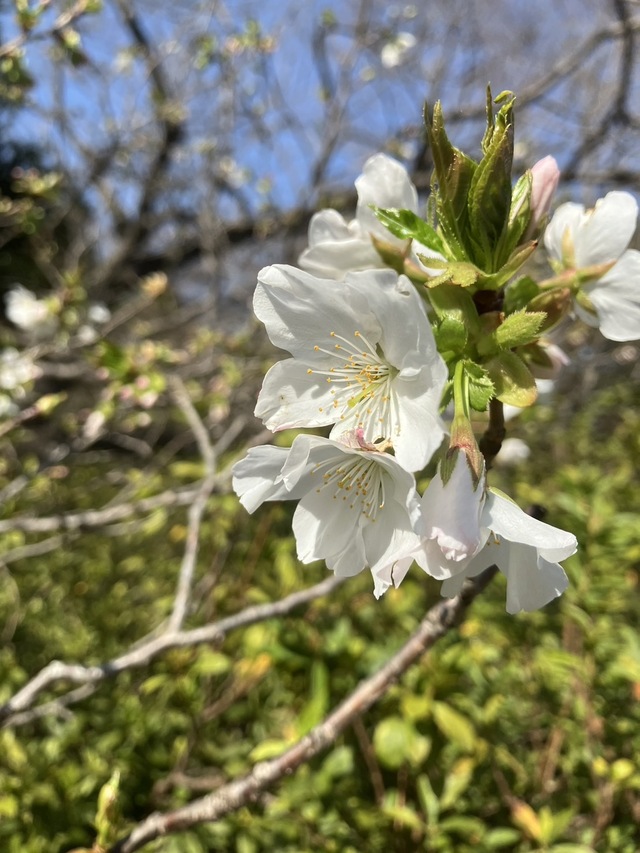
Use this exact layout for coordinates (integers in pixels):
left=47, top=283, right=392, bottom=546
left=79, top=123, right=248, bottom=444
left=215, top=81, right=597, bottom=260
left=544, top=191, right=640, bottom=341
left=298, top=153, right=443, bottom=279
left=374, top=490, right=576, bottom=614
left=380, top=32, right=417, bottom=69
left=420, top=450, right=486, bottom=561
left=253, top=265, right=447, bottom=472
left=5, top=285, right=57, bottom=338
left=232, top=431, right=424, bottom=579
left=0, top=348, right=40, bottom=393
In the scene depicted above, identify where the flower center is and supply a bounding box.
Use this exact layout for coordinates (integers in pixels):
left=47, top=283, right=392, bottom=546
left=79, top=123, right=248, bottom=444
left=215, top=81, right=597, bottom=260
left=308, top=330, right=397, bottom=440
left=312, top=452, right=387, bottom=521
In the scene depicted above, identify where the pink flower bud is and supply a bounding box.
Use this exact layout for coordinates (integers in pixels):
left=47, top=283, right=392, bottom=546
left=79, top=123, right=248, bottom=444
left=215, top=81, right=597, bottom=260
left=529, top=156, right=560, bottom=232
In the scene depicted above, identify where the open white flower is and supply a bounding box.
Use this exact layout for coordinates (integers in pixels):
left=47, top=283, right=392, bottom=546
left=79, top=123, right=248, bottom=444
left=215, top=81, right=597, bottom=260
left=232, top=431, right=424, bottom=579
left=5, top=285, right=57, bottom=338
left=254, top=265, right=447, bottom=472
left=544, top=191, right=640, bottom=341
left=298, top=153, right=442, bottom=279
left=380, top=32, right=417, bottom=69
left=374, top=490, right=576, bottom=614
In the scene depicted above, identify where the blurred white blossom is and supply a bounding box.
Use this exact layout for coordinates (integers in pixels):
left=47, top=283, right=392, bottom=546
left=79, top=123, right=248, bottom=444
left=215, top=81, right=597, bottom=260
left=380, top=32, right=417, bottom=68
left=5, top=286, right=58, bottom=338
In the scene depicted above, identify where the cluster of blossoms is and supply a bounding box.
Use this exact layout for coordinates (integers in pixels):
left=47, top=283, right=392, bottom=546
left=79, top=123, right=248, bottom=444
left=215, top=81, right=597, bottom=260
left=233, top=92, right=640, bottom=613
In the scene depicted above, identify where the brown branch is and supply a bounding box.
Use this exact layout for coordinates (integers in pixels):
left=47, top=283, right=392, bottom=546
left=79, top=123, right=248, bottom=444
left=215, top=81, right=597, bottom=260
left=109, top=566, right=497, bottom=853
left=0, top=574, right=345, bottom=728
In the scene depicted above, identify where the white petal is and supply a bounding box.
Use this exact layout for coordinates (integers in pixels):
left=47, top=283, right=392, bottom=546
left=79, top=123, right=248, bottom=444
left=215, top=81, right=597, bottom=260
left=298, top=235, right=383, bottom=279
left=293, top=486, right=362, bottom=566
left=231, top=446, right=291, bottom=513
left=355, top=154, right=419, bottom=244
left=255, top=358, right=336, bottom=431
left=501, top=543, right=569, bottom=614
left=422, top=454, right=486, bottom=561
left=544, top=202, right=585, bottom=264
left=254, top=265, right=377, bottom=358
left=573, top=191, right=638, bottom=267
left=584, top=250, right=640, bottom=341
left=392, top=370, right=447, bottom=472
left=485, top=492, right=577, bottom=562
left=307, top=209, right=355, bottom=245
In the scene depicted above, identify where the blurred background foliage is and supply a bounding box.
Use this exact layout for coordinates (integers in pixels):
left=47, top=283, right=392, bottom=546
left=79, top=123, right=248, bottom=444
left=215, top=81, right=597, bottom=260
left=1, top=0, right=640, bottom=851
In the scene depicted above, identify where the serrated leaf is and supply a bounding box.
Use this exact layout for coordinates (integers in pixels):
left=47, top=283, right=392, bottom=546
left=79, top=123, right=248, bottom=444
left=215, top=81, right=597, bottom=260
left=371, top=206, right=446, bottom=255
left=463, top=361, right=495, bottom=412
left=432, top=701, right=476, bottom=752
left=485, top=352, right=537, bottom=407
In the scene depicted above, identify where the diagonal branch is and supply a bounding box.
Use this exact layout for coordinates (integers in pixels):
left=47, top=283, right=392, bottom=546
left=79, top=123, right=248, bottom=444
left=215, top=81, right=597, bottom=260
left=0, top=574, right=345, bottom=728
left=109, top=566, right=497, bottom=853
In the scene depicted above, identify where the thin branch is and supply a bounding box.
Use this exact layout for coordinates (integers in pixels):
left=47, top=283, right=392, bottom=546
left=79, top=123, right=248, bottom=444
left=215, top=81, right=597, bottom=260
left=0, top=574, right=345, bottom=728
left=110, top=567, right=497, bottom=853
left=167, top=378, right=217, bottom=632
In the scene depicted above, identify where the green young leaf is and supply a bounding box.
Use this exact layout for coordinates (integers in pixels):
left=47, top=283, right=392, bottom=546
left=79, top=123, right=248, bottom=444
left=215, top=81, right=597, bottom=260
left=435, top=317, right=467, bottom=354
left=485, top=352, right=537, bottom=407
left=494, top=310, right=546, bottom=349
left=424, top=100, right=477, bottom=260
left=439, top=757, right=475, bottom=811
left=374, top=717, right=423, bottom=770
left=432, top=701, right=477, bottom=752
left=428, top=283, right=480, bottom=333
left=503, top=275, right=540, bottom=314
left=468, top=93, right=515, bottom=269
left=426, top=260, right=481, bottom=289
left=370, top=206, right=447, bottom=255
left=463, top=361, right=495, bottom=412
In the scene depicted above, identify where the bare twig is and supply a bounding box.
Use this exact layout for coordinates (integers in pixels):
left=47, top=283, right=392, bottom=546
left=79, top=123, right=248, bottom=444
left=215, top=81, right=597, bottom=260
left=167, top=378, right=217, bottom=632
left=109, top=567, right=497, bottom=853
left=0, top=574, right=345, bottom=728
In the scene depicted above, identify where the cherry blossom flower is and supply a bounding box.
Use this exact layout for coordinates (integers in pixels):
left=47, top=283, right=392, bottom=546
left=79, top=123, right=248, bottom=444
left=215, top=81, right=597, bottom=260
left=5, top=285, right=57, bottom=339
left=298, top=153, right=442, bottom=279
left=253, top=265, right=447, bottom=472
left=420, top=450, right=486, bottom=561
left=232, top=431, right=424, bottom=579
left=373, top=490, right=576, bottom=613
left=544, top=191, right=640, bottom=341
left=380, top=32, right=417, bottom=69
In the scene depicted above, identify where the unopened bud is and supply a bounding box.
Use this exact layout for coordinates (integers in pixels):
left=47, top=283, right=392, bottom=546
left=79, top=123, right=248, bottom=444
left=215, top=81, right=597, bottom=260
left=527, top=156, right=560, bottom=237
left=528, top=287, right=572, bottom=331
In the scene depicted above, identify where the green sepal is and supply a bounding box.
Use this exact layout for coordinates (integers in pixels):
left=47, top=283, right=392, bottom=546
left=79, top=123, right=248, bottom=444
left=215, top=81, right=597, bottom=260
left=370, top=206, right=447, bottom=256
left=494, top=310, right=546, bottom=349
left=370, top=234, right=406, bottom=274
left=462, top=360, right=495, bottom=412
left=504, top=275, right=540, bottom=314
left=527, top=287, right=573, bottom=331
left=435, top=316, right=467, bottom=354
left=485, top=352, right=537, bottom=407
